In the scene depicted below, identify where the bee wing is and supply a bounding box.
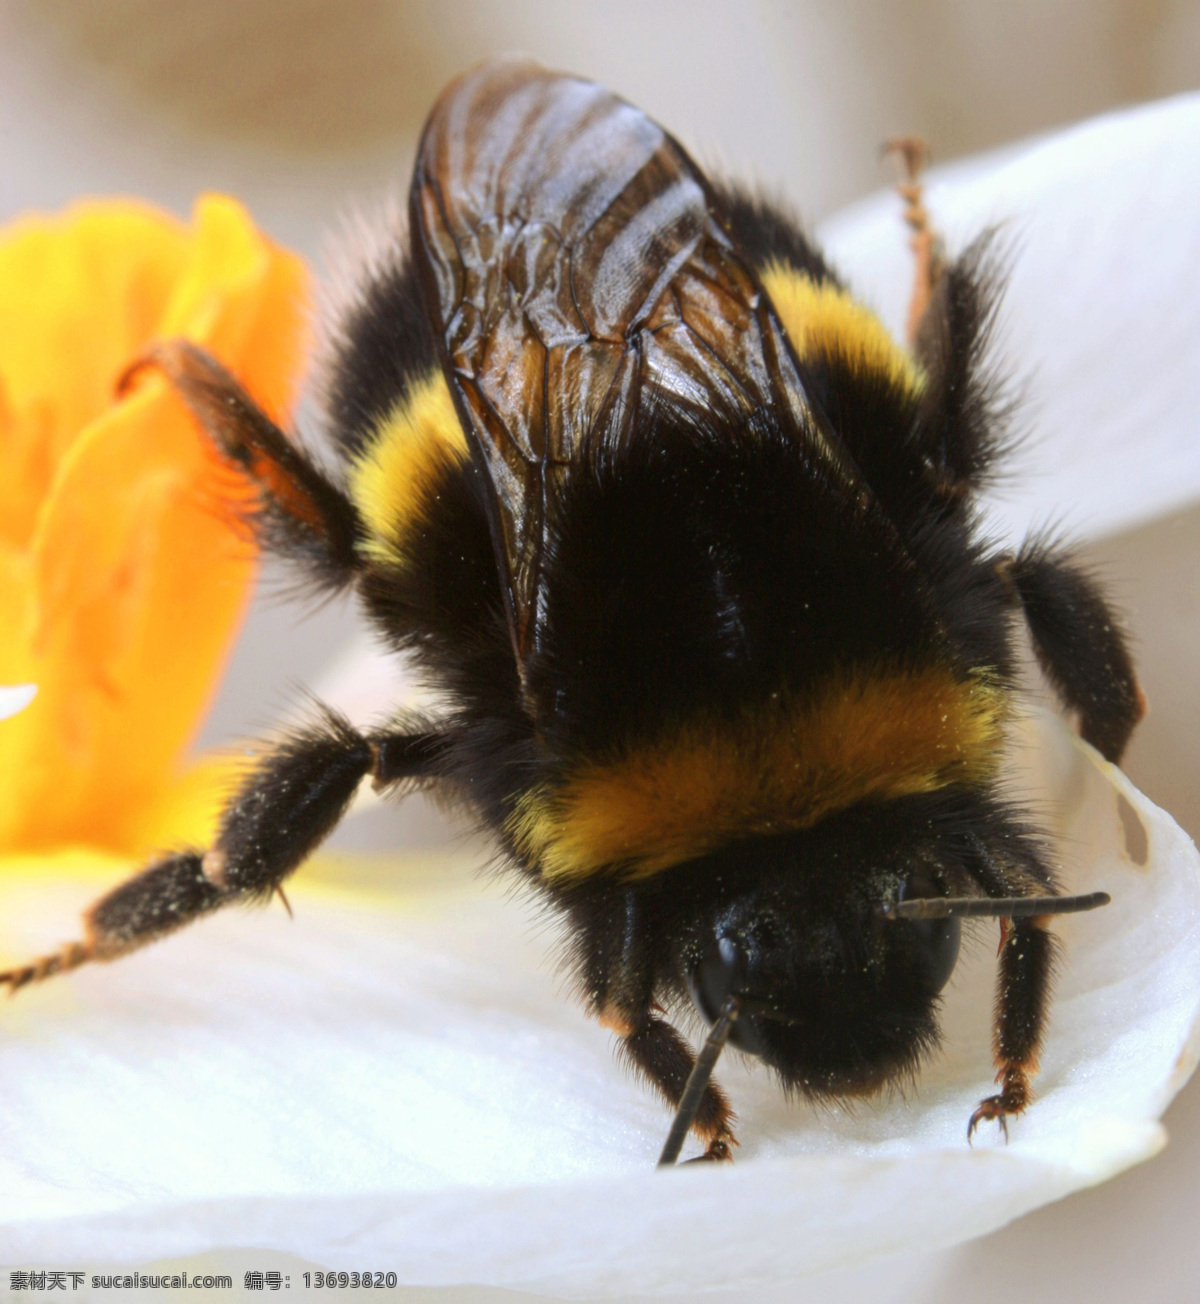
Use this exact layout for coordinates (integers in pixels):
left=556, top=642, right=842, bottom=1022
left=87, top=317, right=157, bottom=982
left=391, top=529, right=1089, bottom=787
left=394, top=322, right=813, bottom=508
left=410, top=60, right=853, bottom=659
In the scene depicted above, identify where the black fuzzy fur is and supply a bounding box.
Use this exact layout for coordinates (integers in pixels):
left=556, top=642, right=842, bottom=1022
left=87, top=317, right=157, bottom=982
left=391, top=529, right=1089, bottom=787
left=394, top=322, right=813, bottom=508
left=62, top=714, right=449, bottom=976
left=1011, top=540, right=1142, bottom=761
left=214, top=708, right=377, bottom=898
left=323, top=248, right=438, bottom=458
left=528, top=401, right=943, bottom=755
left=300, top=183, right=1133, bottom=1110
left=913, top=233, right=1014, bottom=498
left=329, top=284, right=1047, bottom=1099
left=557, top=786, right=1054, bottom=1097
left=45, top=130, right=1140, bottom=1141
left=88, top=853, right=223, bottom=950
left=712, top=182, right=842, bottom=288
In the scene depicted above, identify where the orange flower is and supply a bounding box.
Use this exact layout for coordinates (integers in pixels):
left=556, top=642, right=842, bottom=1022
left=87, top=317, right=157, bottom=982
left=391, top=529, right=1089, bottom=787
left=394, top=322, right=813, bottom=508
left=0, top=195, right=308, bottom=862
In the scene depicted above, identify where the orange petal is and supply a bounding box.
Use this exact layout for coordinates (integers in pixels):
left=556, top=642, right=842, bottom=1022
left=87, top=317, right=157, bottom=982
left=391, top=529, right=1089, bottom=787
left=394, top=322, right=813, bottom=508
left=0, top=197, right=309, bottom=856
left=0, top=204, right=189, bottom=550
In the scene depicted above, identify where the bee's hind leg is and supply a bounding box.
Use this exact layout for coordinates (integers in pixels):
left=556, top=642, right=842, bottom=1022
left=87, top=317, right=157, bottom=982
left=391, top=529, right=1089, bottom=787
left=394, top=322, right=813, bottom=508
left=585, top=890, right=736, bottom=1161
left=1003, top=543, right=1146, bottom=763
left=0, top=709, right=446, bottom=992
left=885, top=137, right=946, bottom=348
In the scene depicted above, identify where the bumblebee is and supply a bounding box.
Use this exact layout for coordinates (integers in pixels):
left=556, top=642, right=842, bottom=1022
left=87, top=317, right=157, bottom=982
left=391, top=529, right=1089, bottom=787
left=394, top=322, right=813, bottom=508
left=2, top=62, right=1143, bottom=1164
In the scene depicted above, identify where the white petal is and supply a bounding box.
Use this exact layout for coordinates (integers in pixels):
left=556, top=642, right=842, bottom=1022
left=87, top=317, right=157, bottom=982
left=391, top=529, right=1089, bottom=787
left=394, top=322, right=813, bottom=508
left=820, top=93, right=1200, bottom=546
left=0, top=683, right=37, bottom=721
left=1, top=709, right=1197, bottom=1293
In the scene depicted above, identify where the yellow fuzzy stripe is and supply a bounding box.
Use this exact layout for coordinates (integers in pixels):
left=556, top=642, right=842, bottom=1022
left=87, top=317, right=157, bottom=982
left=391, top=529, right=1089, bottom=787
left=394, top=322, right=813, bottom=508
left=762, top=264, right=923, bottom=397
left=511, top=665, right=1005, bottom=882
left=347, top=372, right=468, bottom=566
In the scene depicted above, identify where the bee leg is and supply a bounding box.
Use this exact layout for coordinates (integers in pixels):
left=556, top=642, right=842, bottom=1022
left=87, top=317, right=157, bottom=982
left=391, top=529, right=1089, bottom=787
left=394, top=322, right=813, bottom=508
left=885, top=137, right=946, bottom=348
left=968, top=918, right=1058, bottom=1142
left=1005, top=545, right=1146, bottom=763
left=612, top=1011, right=737, bottom=1161
left=0, top=710, right=445, bottom=992
left=120, top=339, right=362, bottom=593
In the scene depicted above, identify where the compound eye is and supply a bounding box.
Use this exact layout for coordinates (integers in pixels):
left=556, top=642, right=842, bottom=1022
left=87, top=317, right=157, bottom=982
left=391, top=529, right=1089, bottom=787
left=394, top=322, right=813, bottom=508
left=897, top=874, right=962, bottom=994
left=687, top=934, right=768, bottom=1056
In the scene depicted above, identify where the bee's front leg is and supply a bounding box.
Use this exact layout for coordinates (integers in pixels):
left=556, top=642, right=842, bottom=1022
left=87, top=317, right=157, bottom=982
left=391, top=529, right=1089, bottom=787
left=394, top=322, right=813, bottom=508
left=602, top=1007, right=737, bottom=1161
left=586, top=890, right=736, bottom=1161
left=968, top=917, right=1059, bottom=1141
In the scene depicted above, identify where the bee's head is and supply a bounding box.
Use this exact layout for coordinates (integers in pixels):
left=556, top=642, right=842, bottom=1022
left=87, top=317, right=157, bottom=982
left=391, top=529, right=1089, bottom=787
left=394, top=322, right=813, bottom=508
left=684, top=870, right=961, bottom=1096
left=673, top=794, right=1104, bottom=1099
left=676, top=798, right=982, bottom=1097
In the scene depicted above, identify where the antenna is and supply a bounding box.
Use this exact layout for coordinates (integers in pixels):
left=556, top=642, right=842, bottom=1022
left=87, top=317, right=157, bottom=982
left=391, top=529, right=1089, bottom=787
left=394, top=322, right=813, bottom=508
left=878, top=890, right=1111, bottom=921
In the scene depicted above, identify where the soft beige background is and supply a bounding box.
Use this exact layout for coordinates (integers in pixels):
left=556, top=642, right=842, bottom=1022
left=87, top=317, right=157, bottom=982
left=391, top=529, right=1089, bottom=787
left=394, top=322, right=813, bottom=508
left=2, top=1, right=1198, bottom=1299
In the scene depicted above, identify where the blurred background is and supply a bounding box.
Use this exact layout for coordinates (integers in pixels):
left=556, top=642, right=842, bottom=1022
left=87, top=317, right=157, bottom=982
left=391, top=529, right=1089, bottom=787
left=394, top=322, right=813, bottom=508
left=1, top=1, right=1197, bottom=1300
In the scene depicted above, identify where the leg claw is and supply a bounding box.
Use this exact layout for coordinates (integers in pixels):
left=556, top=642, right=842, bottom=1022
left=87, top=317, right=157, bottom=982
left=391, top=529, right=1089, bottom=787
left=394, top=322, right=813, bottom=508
left=684, top=1132, right=737, bottom=1164
left=967, top=1096, right=1011, bottom=1143
left=967, top=1073, right=1029, bottom=1144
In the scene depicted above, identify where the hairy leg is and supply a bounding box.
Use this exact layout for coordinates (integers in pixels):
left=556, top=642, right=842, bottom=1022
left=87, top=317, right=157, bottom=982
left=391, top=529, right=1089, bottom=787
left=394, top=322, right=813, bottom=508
left=968, top=918, right=1058, bottom=1141
left=1007, top=545, right=1145, bottom=763
left=582, top=889, right=736, bottom=1161
left=885, top=137, right=946, bottom=349
left=608, top=1010, right=737, bottom=1162
left=1, top=709, right=445, bottom=991
left=123, top=340, right=363, bottom=592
